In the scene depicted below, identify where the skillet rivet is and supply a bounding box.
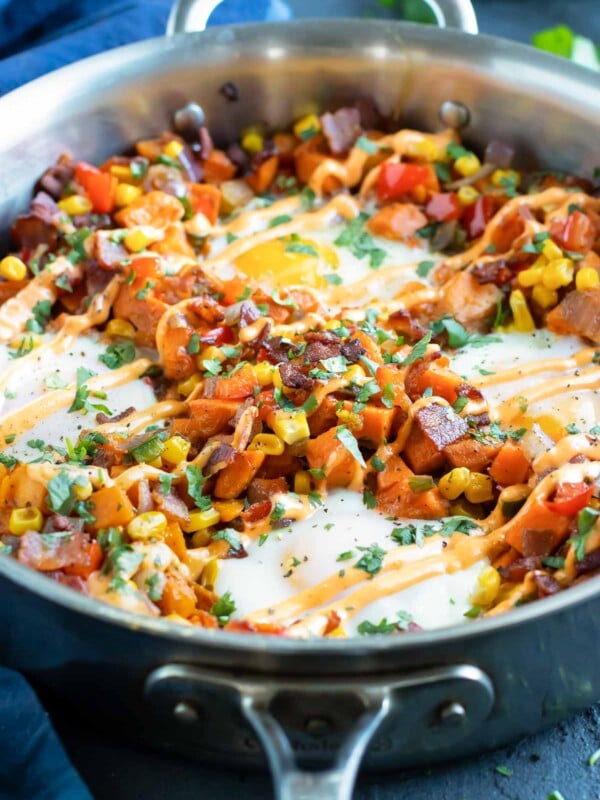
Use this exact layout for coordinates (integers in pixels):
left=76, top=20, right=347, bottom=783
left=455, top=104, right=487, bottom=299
left=174, top=102, right=206, bottom=135
left=304, top=716, right=332, bottom=737
left=437, top=700, right=467, bottom=726
left=173, top=700, right=200, bottom=724
left=438, top=100, right=471, bottom=130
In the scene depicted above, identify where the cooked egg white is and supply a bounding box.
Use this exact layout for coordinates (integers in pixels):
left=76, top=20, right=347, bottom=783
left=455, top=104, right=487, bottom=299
left=0, top=333, right=156, bottom=462
left=215, top=490, right=487, bottom=634
left=452, top=330, right=600, bottom=433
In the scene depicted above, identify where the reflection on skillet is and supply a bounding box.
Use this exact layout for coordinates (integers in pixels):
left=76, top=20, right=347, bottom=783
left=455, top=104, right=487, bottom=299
left=0, top=99, right=599, bottom=638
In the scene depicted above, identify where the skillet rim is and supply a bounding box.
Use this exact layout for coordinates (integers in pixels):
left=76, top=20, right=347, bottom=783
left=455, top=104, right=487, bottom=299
left=0, top=18, right=599, bottom=657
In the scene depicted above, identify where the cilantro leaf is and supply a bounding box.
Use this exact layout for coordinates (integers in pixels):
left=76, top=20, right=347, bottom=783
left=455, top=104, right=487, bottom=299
left=99, top=340, right=136, bottom=369
left=335, top=425, right=366, bottom=467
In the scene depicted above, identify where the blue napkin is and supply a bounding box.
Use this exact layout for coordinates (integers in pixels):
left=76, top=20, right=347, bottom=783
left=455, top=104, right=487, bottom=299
left=0, top=667, right=92, bottom=800
left=0, top=0, right=295, bottom=97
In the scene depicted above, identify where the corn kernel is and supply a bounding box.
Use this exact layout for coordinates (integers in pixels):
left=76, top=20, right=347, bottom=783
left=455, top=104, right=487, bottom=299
left=454, top=153, right=481, bottom=177
left=177, top=374, right=200, bottom=397
left=0, top=256, right=27, bottom=281
left=542, top=258, right=574, bottom=290
left=124, top=229, right=155, bottom=253
left=182, top=507, right=221, bottom=533
left=438, top=467, right=470, bottom=501
left=517, top=267, right=543, bottom=288
left=162, top=435, right=191, bottom=465
left=464, top=473, right=494, bottom=504
left=405, top=137, right=439, bottom=161
left=323, top=319, right=343, bottom=331
left=541, top=239, right=563, bottom=261
left=198, top=345, right=225, bottom=363
left=73, top=480, right=93, bottom=501
left=491, top=168, right=520, bottom=189
left=294, top=470, right=311, bottom=495
left=470, top=565, right=501, bottom=606
left=272, top=368, right=283, bottom=390
left=532, top=284, right=558, bottom=309
left=328, top=626, right=347, bottom=638
left=213, top=500, right=244, bottom=522
left=128, top=511, right=168, bottom=540
left=248, top=433, right=285, bottom=456
left=115, top=183, right=142, bottom=207
left=293, top=114, right=321, bottom=140
left=8, top=507, right=43, bottom=535
left=201, top=558, right=219, bottom=589
left=271, top=411, right=310, bottom=445
left=241, top=128, right=264, bottom=154
left=509, top=289, right=535, bottom=333
left=163, top=140, right=184, bottom=159
left=576, top=267, right=600, bottom=291
left=343, top=364, right=367, bottom=384
left=106, top=318, right=136, bottom=339
left=336, top=408, right=362, bottom=430
left=58, top=194, right=93, bottom=216
left=457, top=185, right=480, bottom=206
left=254, top=361, right=275, bottom=387
left=110, top=164, right=133, bottom=181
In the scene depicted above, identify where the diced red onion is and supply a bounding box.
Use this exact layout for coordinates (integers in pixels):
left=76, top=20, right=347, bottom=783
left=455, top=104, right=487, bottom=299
left=484, top=140, right=515, bottom=169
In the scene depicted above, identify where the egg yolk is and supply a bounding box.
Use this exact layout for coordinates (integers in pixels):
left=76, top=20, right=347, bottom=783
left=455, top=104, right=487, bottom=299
left=234, top=236, right=338, bottom=288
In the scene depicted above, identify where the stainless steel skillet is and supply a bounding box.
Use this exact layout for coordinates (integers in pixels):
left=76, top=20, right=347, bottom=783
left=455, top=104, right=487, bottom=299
left=0, top=2, right=600, bottom=798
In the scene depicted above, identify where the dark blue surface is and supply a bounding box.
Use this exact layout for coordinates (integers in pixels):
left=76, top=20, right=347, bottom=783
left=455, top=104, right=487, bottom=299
left=1, top=1, right=600, bottom=799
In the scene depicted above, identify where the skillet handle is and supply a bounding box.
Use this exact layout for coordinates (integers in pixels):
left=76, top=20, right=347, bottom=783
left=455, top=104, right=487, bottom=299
left=240, top=689, right=391, bottom=800
left=145, top=663, right=494, bottom=800
left=166, top=0, right=478, bottom=35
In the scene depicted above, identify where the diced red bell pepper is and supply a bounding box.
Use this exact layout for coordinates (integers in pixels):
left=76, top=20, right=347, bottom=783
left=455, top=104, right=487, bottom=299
left=75, top=162, right=117, bottom=214
left=199, top=326, right=235, bottom=346
left=377, top=163, right=433, bottom=201
left=545, top=482, right=593, bottom=516
left=425, top=192, right=461, bottom=222
left=550, top=210, right=595, bottom=254
left=462, top=195, right=495, bottom=239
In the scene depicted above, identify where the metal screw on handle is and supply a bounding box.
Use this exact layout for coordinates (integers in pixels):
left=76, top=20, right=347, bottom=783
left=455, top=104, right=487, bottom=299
left=166, top=0, right=478, bottom=35
left=241, top=690, right=392, bottom=800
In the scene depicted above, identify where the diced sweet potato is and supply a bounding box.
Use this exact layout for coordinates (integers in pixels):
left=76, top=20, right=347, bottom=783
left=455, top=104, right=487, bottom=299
left=214, top=451, right=265, bottom=499
left=305, top=428, right=358, bottom=488
left=546, top=288, right=600, bottom=343
left=436, top=270, right=501, bottom=329
left=376, top=454, right=449, bottom=519
left=367, top=203, right=428, bottom=243
left=188, top=398, right=238, bottom=438
left=489, top=442, right=531, bottom=486
left=89, top=485, right=135, bottom=530
left=444, top=436, right=502, bottom=472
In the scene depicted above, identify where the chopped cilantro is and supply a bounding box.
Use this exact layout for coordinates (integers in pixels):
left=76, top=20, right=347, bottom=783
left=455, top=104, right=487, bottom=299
left=453, top=396, right=469, bottom=413
left=363, top=490, right=377, bottom=509
left=335, top=425, right=366, bottom=468
left=185, top=465, right=211, bottom=510
left=26, top=299, right=52, bottom=334
left=357, top=618, right=396, bottom=635
left=416, top=260, right=436, bottom=278
left=325, top=273, right=343, bottom=286
left=495, top=765, right=512, bottom=777
left=187, top=333, right=201, bottom=355
left=135, top=280, right=154, bottom=301
left=464, top=605, right=481, bottom=619
left=401, top=331, right=432, bottom=366
left=355, top=544, right=386, bottom=576
left=334, top=213, right=386, bottom=269
left=130, top=435, right=164, bottom=464
left=212, top=528, right=242, bottom=552
left=408, top=476, right=435, bottom=493
left=270, top=502, right=286, bottom=523
left=99, top=340, right=136, bottom=369
left=371, top=455, right=385, bottom=472
left=337, top=550, right=355, bottom=562
left=268, top=214, right=293, bottom=228
left=211, top=591, right=236, bottom=626
left=47, top=470, right=88, bottom=515
left=569, top=506, right=600, bottom=560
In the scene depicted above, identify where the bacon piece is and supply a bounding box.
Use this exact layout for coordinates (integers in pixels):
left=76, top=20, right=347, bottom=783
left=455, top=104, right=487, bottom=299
left=320, top=107, right=361, bottom=155
left=546, top=288, right=600, bottom=344
left=37, top=155, right=75, bottom=199
left=279, top=362, right=313, bottom=390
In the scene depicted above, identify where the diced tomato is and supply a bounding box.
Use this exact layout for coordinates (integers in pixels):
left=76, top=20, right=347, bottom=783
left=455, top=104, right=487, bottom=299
left=545, top=482, right=593, bottom=516
left=425, top=192, right=461, bottom=222
left=18, top=531, right=103, bottom=579
left=462, top=195, right=495, bottom=239
left=377, top=163, right=432, bottom=201
left=75, top=162, right=117, bottom=214
left=199, top=326, right=235, bottom=346
left=550, top=210, right=595, bottom=254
